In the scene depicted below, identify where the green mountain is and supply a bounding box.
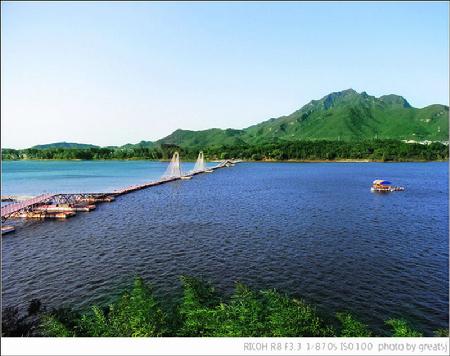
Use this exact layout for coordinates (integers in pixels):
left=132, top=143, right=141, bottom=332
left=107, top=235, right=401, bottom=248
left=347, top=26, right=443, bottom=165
left=31, top=142, right=100, bottom=150
left=25, top=90, right=449, bottom=151
left=155, top=89, right=448, bottom=147
left=157, top=128, right=247, bottom=148
left=244, top=89, right=448, bottom=142
left=120, top=140, right=155, bottom=149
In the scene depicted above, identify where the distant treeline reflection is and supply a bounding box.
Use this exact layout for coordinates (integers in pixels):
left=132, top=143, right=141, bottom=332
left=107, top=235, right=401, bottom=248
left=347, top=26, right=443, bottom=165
left=2, top=140, right=449, bottom=161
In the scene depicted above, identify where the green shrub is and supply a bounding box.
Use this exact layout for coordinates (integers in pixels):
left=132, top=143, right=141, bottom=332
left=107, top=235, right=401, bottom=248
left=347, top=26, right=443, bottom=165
left=37, top=276, right=438, bottom=337
left=263, top=291, right=333, bottom=336
left=41, top=315, right=74, bottom=337
left=385, top=319, right=422, bottom=337
left=178, top=276, right=220, bottom=336
left=434, top=328, right=449, bottom=337
left=211, top=283, right=266, bottom=336
left=44, top=277, right=166, bottom=337
left=336, top=312, right=372, bottom=337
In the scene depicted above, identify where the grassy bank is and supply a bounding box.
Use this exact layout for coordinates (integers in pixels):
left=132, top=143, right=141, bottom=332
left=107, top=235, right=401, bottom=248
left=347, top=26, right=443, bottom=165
left=2, top=277, right=448, bottom=337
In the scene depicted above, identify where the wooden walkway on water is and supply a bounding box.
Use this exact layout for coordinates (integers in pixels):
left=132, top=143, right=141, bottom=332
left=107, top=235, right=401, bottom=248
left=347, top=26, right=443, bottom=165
left=1, top=159, right=239, bottom=231
left=111, top=160, right=231, bottom=196
left=1, top=194, right=55, bottom=218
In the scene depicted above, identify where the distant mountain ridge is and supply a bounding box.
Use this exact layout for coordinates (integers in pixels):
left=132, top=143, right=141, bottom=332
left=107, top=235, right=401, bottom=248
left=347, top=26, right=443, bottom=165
left=28, top=89, right=449, bottom=149
left=32, top=142, right=100, bottom=150
left=157, top=128, right=247, bottom=148
left=243, top=89, right=448, bottom=143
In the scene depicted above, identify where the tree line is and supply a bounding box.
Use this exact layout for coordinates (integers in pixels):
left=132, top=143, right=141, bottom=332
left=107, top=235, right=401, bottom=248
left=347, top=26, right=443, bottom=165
left=2, top=140, right=449, bottom=161
left=3, top=276, right=448, bottom=337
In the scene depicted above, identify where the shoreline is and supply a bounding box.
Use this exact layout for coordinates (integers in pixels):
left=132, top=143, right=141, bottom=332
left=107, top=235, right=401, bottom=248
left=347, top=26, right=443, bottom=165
left=2, top=158, right=448, bottom=163
left=253, top=158, right=448, bottom=163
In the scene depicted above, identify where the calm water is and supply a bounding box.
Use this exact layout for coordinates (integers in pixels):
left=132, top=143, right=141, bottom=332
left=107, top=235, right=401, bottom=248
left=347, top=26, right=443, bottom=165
left=2, top=161, right=449, bottom=335
left=1, top=160, right=214, bottom=196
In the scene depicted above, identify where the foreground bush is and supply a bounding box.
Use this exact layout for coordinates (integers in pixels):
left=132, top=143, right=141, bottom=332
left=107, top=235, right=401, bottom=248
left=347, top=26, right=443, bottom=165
left=42, top=278, right=166, bottom=337
left=178, top=277, right=333, bottom=337
left=3, top=276, right=446, bottom=337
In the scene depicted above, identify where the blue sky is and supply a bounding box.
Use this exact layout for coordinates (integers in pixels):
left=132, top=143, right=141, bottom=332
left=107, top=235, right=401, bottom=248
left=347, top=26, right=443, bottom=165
left=2, top=1, right=448, bottom=148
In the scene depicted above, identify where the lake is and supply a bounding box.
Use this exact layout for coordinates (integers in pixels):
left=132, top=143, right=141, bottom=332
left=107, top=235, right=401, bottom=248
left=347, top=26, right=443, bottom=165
left=1, top=160, right=216, bottom=196
left=1, top=160, right=448, bottom=335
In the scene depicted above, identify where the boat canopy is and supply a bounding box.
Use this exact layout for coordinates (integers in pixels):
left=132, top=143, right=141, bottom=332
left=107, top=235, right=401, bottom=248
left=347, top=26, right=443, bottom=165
left=373, top=180, right=392, bottom=185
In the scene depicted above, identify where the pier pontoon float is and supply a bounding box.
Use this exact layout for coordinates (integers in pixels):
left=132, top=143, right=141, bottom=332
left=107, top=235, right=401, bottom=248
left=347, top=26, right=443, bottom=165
left=1, top=225, right=15, bottom=235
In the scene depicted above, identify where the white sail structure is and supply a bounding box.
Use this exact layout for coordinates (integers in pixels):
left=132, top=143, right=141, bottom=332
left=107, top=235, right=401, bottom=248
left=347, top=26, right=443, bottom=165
left=192, top=151, right=206, bottom=173
left=162, top=151, right=182, bottom=179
